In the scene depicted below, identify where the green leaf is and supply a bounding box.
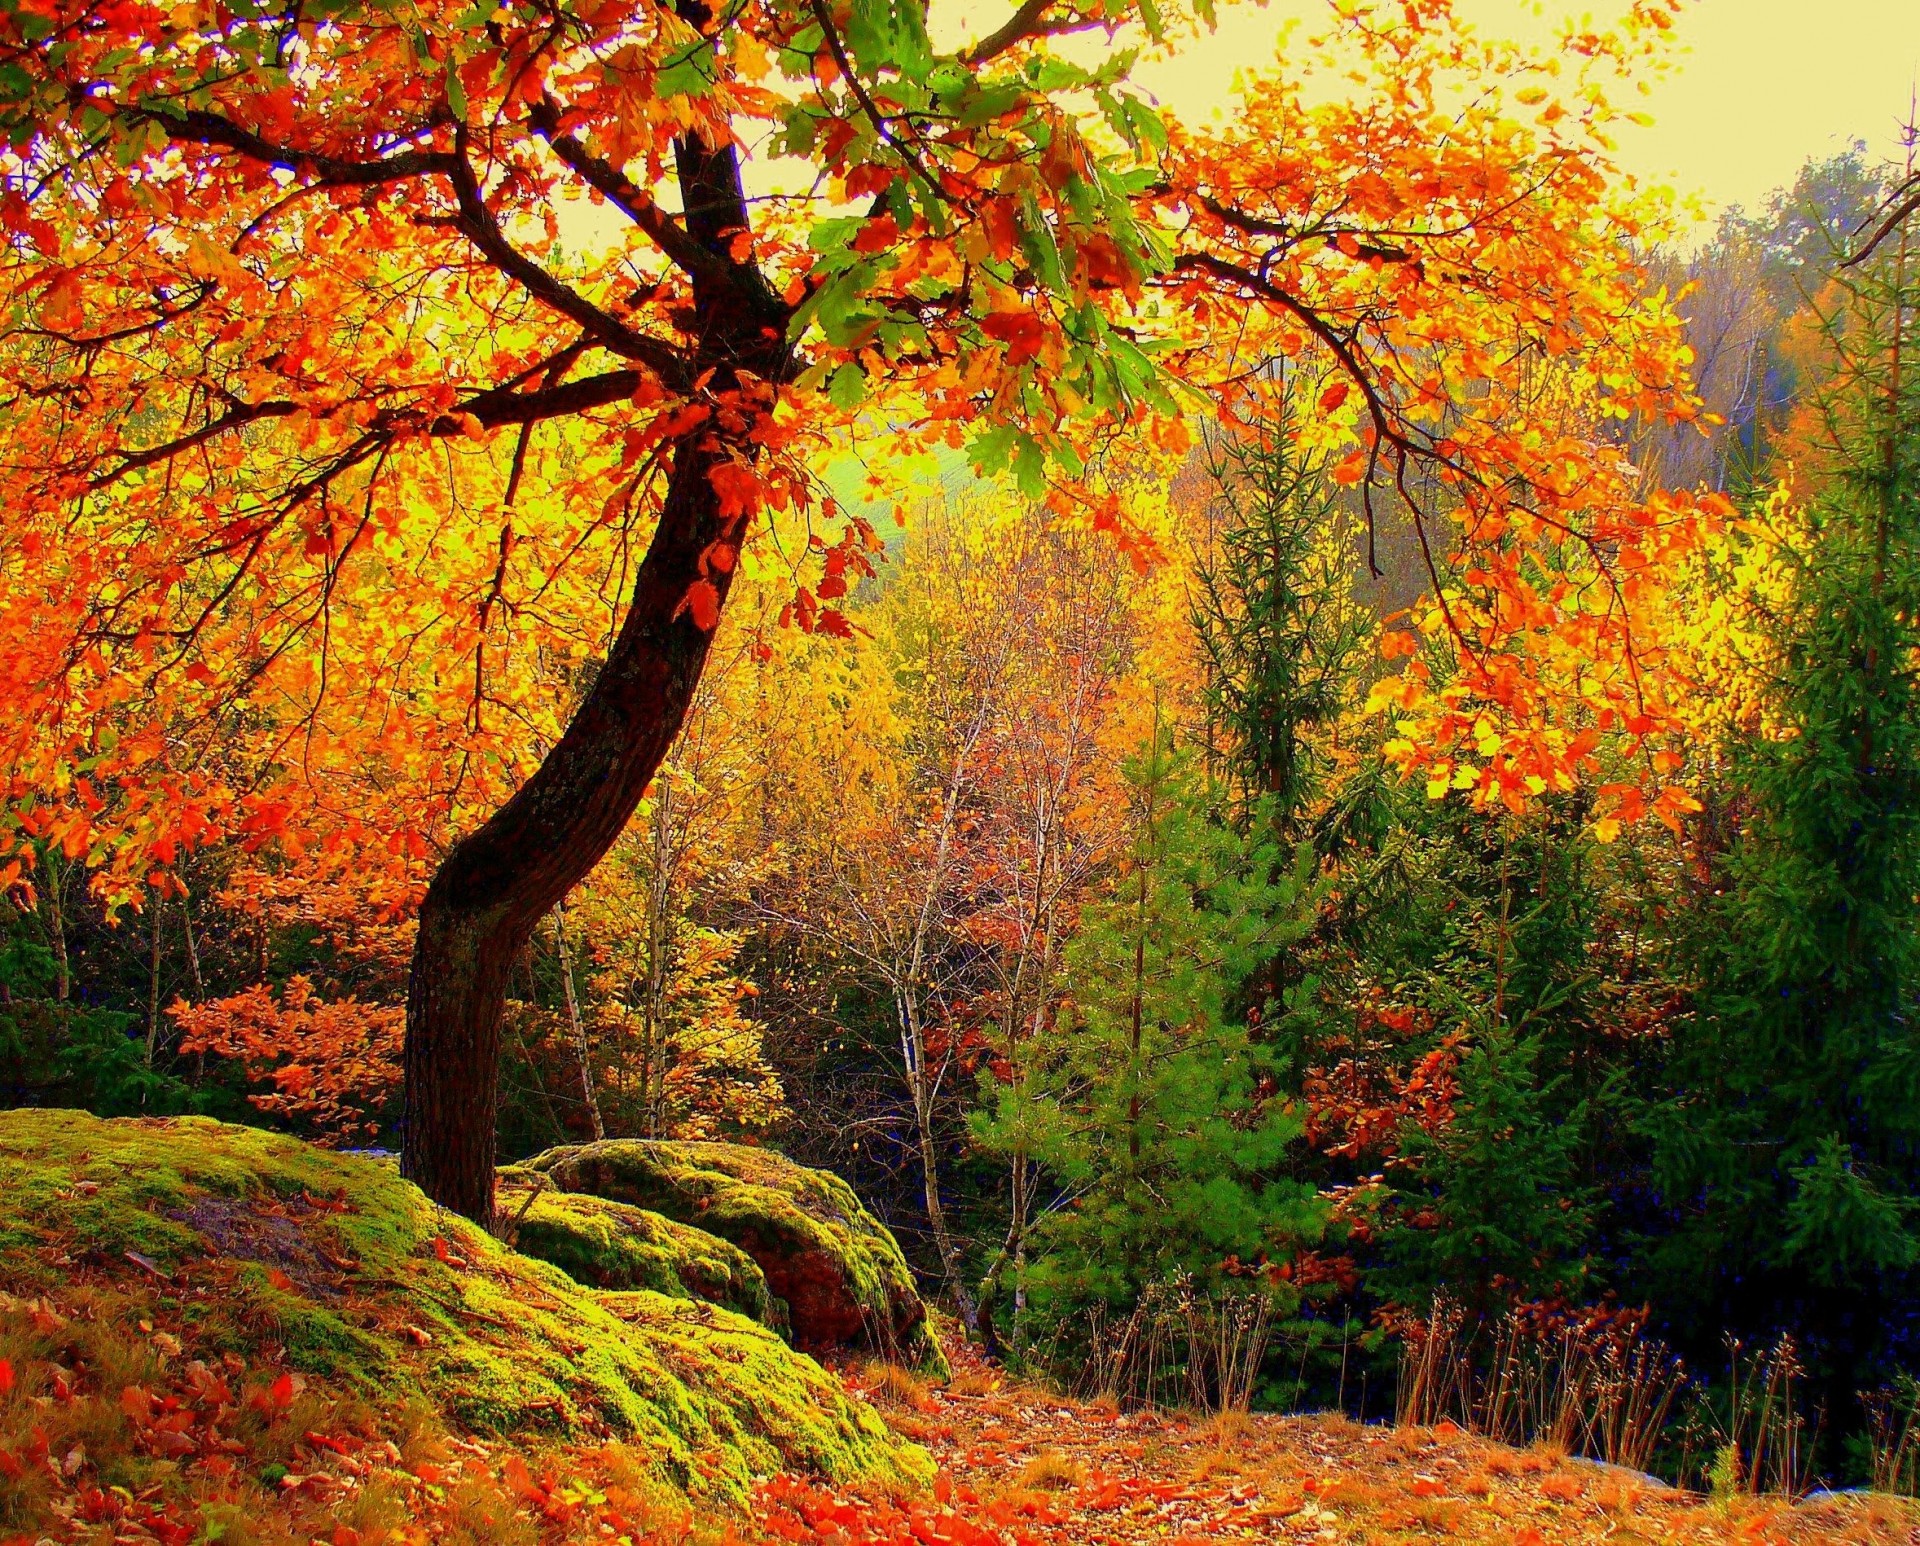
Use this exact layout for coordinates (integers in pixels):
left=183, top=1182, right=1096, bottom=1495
left=954, top=82, right=1025, bottom=126
left=808, top=216, right=865, bottom=254
left=1016, top=194, right=1065, bottom=295
left=966, top=422, right=1019, bottom=478
left=657, top=37, right=717, bottom=97
left=826, top=362, right=868, bottom=410
left=1011, top=434, right=1047, bottom=497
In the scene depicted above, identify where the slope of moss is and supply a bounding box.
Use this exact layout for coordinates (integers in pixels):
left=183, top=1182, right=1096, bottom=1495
left=504, top=1184, right=779, bottom=1328
left=0, top=1110, right=930, bottom=1503
left=522, top=1139, right=949, bottom=1377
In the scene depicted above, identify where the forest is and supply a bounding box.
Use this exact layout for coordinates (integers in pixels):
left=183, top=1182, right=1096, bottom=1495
left=4, top=0, right=1920, bottom=1541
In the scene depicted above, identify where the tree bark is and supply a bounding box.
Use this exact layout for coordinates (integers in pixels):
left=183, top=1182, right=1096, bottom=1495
left=144, top=897, right=164, bottom=1069
left=402, top=436, right=742, bottom=1220
left=401, top=101, right=790, bottom=1223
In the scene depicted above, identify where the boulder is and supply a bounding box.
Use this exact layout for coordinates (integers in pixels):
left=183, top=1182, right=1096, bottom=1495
left=0, top=1111, right=930, bottom=1503
left=504, top=1184, right=782, bottom=1329
left=520, top=1139, right=949, bottom=1377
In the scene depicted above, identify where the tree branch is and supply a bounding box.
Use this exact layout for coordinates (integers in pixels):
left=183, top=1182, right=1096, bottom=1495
left=963, top=0, right=1099, bottom=64
left=91, top=368, right=651, bottom=492
left=448, top=129, right=692, bottom=388
left=124, top=104, right=457, bottom=185
left=1845, top=171, right=1920, bottom=269
left=528, top=98, right=737, bottom=293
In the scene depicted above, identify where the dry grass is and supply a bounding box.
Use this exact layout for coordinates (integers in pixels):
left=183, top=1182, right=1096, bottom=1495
left=898, top=1367, right=1920, bottom=1546
left=946, top=1367, right=1002, bottom=1398
left=1017, top=1450, right=1089, bottom=1491
left=1203, top=1408, right=1255, bottom=1446
left=861, top=1361, right=934, bottom=1412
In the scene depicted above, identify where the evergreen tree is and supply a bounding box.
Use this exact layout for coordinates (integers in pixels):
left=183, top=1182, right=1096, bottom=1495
left=1648, top=189, right=1920, bottom=1391
left=975, top=728, right=1326, bottom=1333
left=1191, top=373, right=1373, bottom=830
left=1356, top=808, right=1607, bottom=1315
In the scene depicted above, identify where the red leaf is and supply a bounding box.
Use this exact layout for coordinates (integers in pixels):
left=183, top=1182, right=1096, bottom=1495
left=676, top=579, right=722, bottom=633
left=0, top=1359, right=12, bottom=1397
left=1319, top=380, right=1350, bottom=413
left=851, top=213, right=900, bottom=254
left=980, top=310, right=1045, bottom=367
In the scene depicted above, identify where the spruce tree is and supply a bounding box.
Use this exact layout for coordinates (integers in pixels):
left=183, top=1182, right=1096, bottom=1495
left=1191, top=373, right=1373, bottom=830
left=1649, top=186, right=1920, bottom=1391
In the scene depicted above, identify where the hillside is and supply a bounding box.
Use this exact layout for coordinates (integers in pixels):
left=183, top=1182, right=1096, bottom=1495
left=5, top=1112, right=1918, bottom=1546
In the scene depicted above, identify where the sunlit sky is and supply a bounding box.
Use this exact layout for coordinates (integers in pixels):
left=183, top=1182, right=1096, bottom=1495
left=1130, top=0, right=1920, bottom=229
left=648, top=1, right=1920, bottom=253
left=913, top=0, right=1920, bottom=234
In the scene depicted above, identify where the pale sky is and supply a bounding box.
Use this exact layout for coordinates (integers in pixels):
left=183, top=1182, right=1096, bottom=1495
left=1116, top=0, right=1920, bottom=229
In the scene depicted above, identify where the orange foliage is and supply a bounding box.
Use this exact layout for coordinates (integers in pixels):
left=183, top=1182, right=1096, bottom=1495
left=0, top=0, right=1723, bottom=926
left=171, top=979, right=404, bottom=1143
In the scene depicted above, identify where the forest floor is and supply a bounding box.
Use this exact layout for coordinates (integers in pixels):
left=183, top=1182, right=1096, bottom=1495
left=9, top=1296, right=1920, bottom=1546
left=790, top=1340, right=1920, bottom=1546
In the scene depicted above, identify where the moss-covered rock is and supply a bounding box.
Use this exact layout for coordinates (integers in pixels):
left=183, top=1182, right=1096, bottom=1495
left=520, top=1139, right=949, bottom=1378
left=0, top=1110, right=931, bottom=1502
left=505, top=1185, right=779, bottom=1328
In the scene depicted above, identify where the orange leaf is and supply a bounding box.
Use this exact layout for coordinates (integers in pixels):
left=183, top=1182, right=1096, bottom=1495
left=1319, top=380, right=1350, bottom=413
left=1330, top=449, right=1369, bottom=486
left=41, top=268, right=82, bottom=330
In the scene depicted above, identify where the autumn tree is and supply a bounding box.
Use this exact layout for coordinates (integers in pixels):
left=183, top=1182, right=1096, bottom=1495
left=0, top=0, right=1714, bottom=1219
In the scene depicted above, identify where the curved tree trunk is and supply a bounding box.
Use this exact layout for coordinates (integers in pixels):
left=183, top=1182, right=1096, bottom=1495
left=402, top=116, right=789, bottom=1223
left=402, top=436, right=741, bottom=1221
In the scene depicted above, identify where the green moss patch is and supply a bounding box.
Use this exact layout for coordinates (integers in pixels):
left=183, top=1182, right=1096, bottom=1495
left=520, top=1140, right=949, bottom=1378
left=0, top=1110, right=929, bottom=1503
left=504, top=1185, right=779, bottom=1328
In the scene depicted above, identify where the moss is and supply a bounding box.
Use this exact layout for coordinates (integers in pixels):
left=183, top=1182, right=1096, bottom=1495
left=503, top=1186, right=779, bottom=1329
left=522, top=1140, right=949, bottom=1378
left=0, top=1110, right=929, bottom=1504
left=596, top=1291, right=932, bottom=1487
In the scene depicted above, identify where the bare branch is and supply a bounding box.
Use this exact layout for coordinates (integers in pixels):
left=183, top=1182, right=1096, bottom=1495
left=1845, top=171, right=1920, bottom=268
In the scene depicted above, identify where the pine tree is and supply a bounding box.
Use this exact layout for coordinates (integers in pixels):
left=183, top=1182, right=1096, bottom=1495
left=976, top=727, right=1326, bottom=1332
